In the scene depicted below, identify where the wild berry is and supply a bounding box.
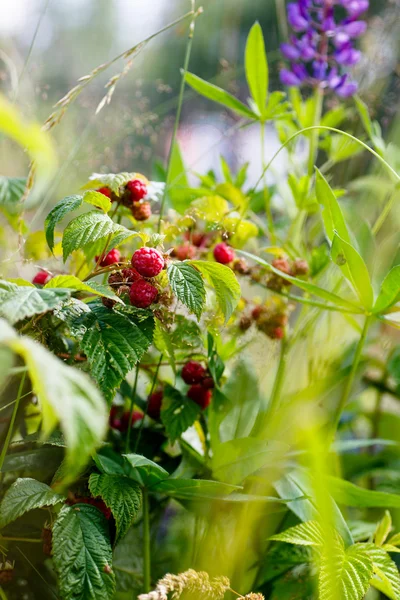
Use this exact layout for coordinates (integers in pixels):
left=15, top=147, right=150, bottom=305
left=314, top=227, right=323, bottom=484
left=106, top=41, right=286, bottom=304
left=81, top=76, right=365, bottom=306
left=131, top=247, right=165, bottom=278
left=32, top=270, right=52, bottom=285
left=147, top=390, right=163, bottom=420
left=181, top=361, right=207, bottom=384
left=187, top=384, right=212, bottom=410
left=173, top=243, right=196, bottom=261
left=127, top=179, right=148, bottom=202
left=0, top=561, right=14, bottom=584
left=96, top=187, right=112, bottom=198
left=291, top=258, right=309, bottom=276
left=202, top=377, right=215, bottom=390
left=95, top=248, right=121, bottom=267
left=213, top=242, right=235, bottom=264
left=132, top=201, right=152, bottom=221
left=130, top=279, right=158, bottom=308
left=122, top=268, right=142, bottom=282
left=120, top=410, right=143, bottom=431
left=109, top=406, right=121, bottom=429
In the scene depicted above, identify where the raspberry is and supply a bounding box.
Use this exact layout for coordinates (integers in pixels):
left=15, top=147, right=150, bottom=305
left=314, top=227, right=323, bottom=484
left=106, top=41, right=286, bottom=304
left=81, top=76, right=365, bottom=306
left=127, top=179, right=148, bottom=202
left=120, top=410, right=143, bottom=432
left=269, top=326, right=285, bottom=340
left=272, top=257, right=291, bottom=274
left=181, top=361, right=207, bottom=385
left=131, top=247, right=165, bottom=278
left=187, top=384, right=212, bottom=410
left=291, top=258, right=309, bottom=276
left=130, top=279, right=158, bottom=308
left=132, top=201, right=152, bottom=221
left=95, top=248, right=121, bottom=267
left=173, top=243, right=196, bottom=261
left=32, top=270, right=52, bottom=285
left=96, top=187, right=112, bottom=198
left=122, top=268, right=142, bottom=283
left=0, top=562, right=14, bottom=584
left=184, top=231, right=208, bottom=248
left=202, top=377, right=215, bottom=389
left=147, top=390, right=163, bottom=420
left=213, top=242, right=235, bottom=264
left=109, top=406, right=120, bottom=428
left=252, top=305, right=266, bottom=321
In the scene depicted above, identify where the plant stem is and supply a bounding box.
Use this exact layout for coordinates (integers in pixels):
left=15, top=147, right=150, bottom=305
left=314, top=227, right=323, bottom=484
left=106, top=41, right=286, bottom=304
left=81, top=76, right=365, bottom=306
left=261, top=122, right=276, bottom=243
left=0, top=372, right=26, bottom=472
left=1, top=536, right=42, bottom=543
left=142, top=488, right=151, bottom=593
left=125, top=366, right=140, bottom=454
left=330, top=314, right=373, bottom=442
left=267, top=335, right=289, bottom=417
left=158, top=1, right=200, bottom=232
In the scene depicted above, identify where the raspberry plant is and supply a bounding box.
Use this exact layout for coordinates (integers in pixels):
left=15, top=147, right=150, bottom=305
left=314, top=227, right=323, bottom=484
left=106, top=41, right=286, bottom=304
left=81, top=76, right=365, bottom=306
left=1, top=2, right=400, bottom=600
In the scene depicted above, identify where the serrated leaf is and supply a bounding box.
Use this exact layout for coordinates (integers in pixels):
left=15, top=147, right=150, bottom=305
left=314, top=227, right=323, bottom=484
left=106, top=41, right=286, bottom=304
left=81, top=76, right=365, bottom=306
left=0, top=319, right=107, bottom=481
left=188, top=260, right=241, bottom=323
left=331, top=232, right=374, bottom=309
left=161, top=385, right=200, bottom=443
left=270, top=520, right=323, bottom=547
left=373, top=265, right=400, bottom=314
left=53, top=298, right=91, bottom=337
left=45, top=195, right=83, bottom=252
left=0, top=176, right=26, bottom=213
left=89, top=473, right=142, bottom=544
left=62, top=211, right=123, bottom=261
left=364, top=544, right=400, bottom=600
left=185, top=72, right=258, bottom=120
left=84, top=172, right=146, bottom=196
left=167, top=262, right=205, bottom=320
left=315, top=169, right=350, bottom=244
left=83, top=190, right=112, bottom=213
left=0, top=281, right=71, bottom=324
left=374, top=511, right=392, bottom=546
left=245, top=22, right=268, bottom=116
left=0, top=477, right=66, bottom=528
left=78, top=303, right=154, bottom=400
left=45, top=275, right=120, bottom=302
left=53, top=504, right=115, bottom=600
left=122, top=453, right=169, bottom=487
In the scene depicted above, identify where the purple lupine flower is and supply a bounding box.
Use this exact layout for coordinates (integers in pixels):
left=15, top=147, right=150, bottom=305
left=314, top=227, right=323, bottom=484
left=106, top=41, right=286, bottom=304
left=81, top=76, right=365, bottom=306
left=279, top=0, right=368, bottom=97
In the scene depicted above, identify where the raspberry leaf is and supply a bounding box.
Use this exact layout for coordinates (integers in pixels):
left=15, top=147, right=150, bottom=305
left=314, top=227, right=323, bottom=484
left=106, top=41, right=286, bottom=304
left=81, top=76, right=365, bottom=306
left=83, top=190, right=112, bottom=213
left=45, top=194, right=83, bottom=252
left=269, top=521, right=324, bottom=547
left=0, top=280, right=71, bottom=324
left=188, top=260, right=241, bottom=323
left=45, top=275, right=121, bottom=303
left=364, top=544, right=400, bottom=600
left=161, top=385, right=200, bottom=443
left=88, top=473, right=142, bottom=544
left=0, top=477, right=66, bottom=528
left=53, top=504, right=115, bottom=600
left=167, top=262, right=206, bottom=320
left=122, top=454, right=169, bottom=488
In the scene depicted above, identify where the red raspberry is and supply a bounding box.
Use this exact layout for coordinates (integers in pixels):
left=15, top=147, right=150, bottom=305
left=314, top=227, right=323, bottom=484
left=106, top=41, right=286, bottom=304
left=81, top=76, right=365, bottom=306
left=130, top=279, right=158, bottom=308
left=132, top=201, right=152, bottom=221
left=122, top=268, right=142, bottom=282
left=131, top=247, right=165, bottom=278
left=252, top=305, right=266, bottom=321
left=120, top=410, right=143, bottom=432
left=202, top=377, right=215, bottom=389
left=173, top=243, right=196, bottom=261
left=32, top=270, right=52, bottom=285
left=95, top=248, right=121, bottom=267
left=184, top=231, right=208, bottom=247
left=213, top=243, right=235, bottom=264
left=181, top=361, right=207, bottom=385
left=147, top=390, right=163, bottom=420
left=127, top=179, right=148, bottom=202
left=187, top=384, right=212, bottom=410
left=96, top=187, right=112, bottom=198
left=271, top=257, right=291, bottom=275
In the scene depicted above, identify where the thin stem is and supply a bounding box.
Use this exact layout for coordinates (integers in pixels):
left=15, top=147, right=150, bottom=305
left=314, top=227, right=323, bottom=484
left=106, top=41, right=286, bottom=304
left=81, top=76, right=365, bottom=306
left=267, top=335, right=289, bottom=417
left=1, top=537, right=41, bottom=543
left=125, top=366, right=140, bottom=454
left=0, top=372, right=27, bottom=472
left=261, top=122, right=276, bottom=243
left=142, top=488, right=151, bottom=593
left=158, top=2, right=200, bottom=232
left=134, top=354, right=163, bottom=453
left=330, top=314, right=373, bottom=441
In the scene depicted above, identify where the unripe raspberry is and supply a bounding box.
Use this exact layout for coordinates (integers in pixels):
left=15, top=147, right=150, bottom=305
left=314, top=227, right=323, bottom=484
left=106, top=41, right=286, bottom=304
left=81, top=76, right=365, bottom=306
left=147, top=390, right=163, bottom=420
left=95, top=248, right=121, bottom=267
left=173, top=243, right=196, bottom=261
left=108, top=272, right=124, bottom=287
left=233, top=258, right=250, bottom=275
left=181, top=361, right=207, bottom=384
left=291, top=258, right=309, bottom=276
left=213, top=242, right=235, bottom=264
left=0, top=562, right=14, bottom=584
left=187, top=384, right=212, bottom=410
left=127, top=178, right=148, bottom=202
left=96, top=187, right=112, bottom=198
left=272, top=257, right=291, bottom=274
left=132, top=201, right=152, bottom=221
left=32, top=270, right=52, bottom=285
left=130, top=279, right=158, bottom=308
left=131, top=247, right=165, bottom=278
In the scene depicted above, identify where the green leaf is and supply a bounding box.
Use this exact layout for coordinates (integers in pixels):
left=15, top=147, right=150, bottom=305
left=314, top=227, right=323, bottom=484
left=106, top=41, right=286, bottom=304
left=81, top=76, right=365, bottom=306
left=78, top=303, right=154, bottom=401
left=328, top=476, right=400, bottom=509
left=0, top=477, right=66, bottom=528
left=62, top=210, right=122, bottom=261
left=270, top=521, right=324, bottom=547
left=45, top=194, right=83, bottom=252
left=152, top=478, right=240, bottom=500
left=245, top=22, right=268, bottom=116
left=166, top=140, right=191, bottom=213
left=54, top=298, right=91, bottom=337
left=239, top=250, right=362, bottom=312
left=53, top=504, right=115, bottom=600
left=0, top=319, right=107, bottom=481
left=0, top=281, right=71, bottom=324
left=374, top=511, right=392, bottom=547
left=122, top=454, right=169, bottom=487
left=373, top=266, right=400, bottom=314
left=167, top=262, right=206, bottom=320
left=161, top=385, right=200, bottom=442
left=188, top=260, right=241, bottom=323
left=315, top=169, right=350, bottom=244
left=364, top=544, right=400, bottom=600
left=331, top=232, right=374, bottom=309
left=354, top=95, right=373, bottom=137
left=83, top=190, right=112, bottom=213
left=191, top=195, right=229, bottom=222
left=88, top=473, right=142, bottom=544
left=0, top=176, right=26, bottom=213
left=45, top=275, right=121, bottom=302
left=185, top=72, right=258, bottom=120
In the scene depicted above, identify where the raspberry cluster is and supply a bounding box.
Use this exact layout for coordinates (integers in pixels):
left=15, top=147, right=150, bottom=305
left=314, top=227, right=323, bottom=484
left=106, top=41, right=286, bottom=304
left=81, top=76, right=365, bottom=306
left=181, top=361, right=214, bottom=410
left=97, top=177, right=152, bottom=222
